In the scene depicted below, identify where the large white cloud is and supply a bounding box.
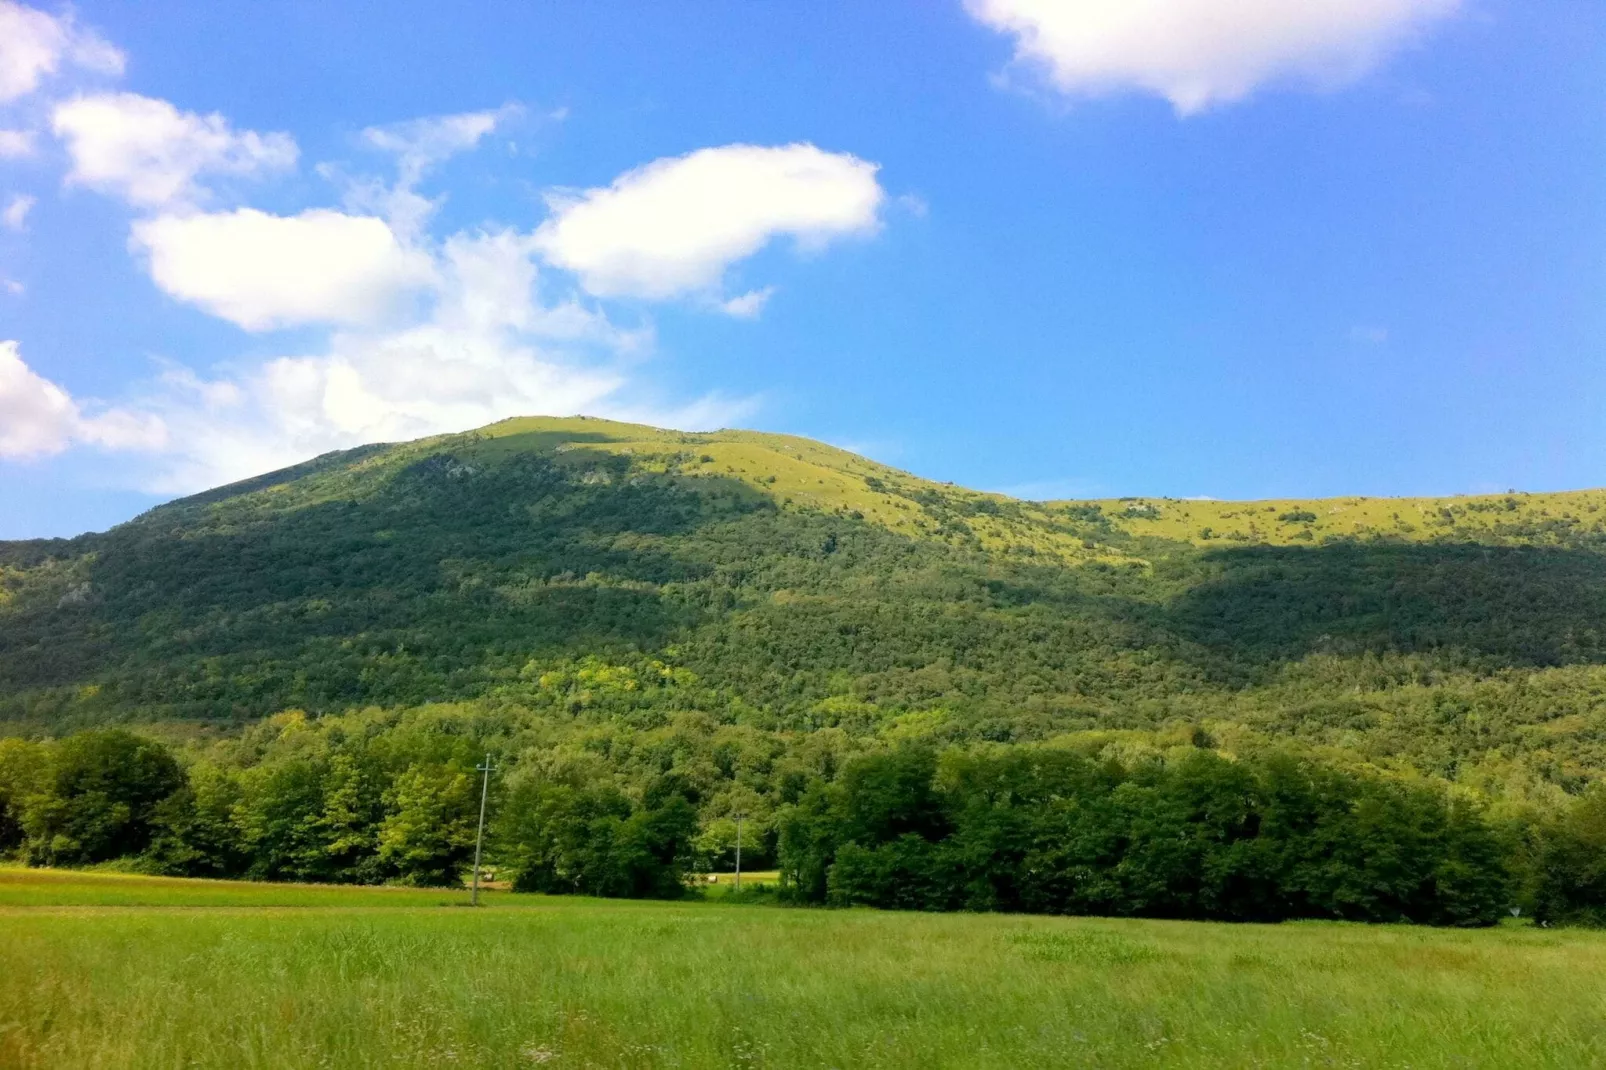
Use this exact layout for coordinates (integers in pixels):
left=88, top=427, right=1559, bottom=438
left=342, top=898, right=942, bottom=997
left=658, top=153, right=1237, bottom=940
left=534, top=143, right=884, bottom=301
left=99, top=230, right=740, bottom=493
left=0, top=340, right=165, bottom=458
left=0, top=1, right=123, bottom=104
left=132, top=208, right=438, bottom=330
left=52, top=93, right=297, bottom=207
left=965, top=0, right=1461, bottom=114
left=2, top=228, right=739, bottom=490
left=9, top=87, right=802, bottom=492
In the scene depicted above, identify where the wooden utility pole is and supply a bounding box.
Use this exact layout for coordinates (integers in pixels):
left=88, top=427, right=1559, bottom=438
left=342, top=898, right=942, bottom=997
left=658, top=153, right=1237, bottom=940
left=733, top=811, right=747, bottom=893
left=471, top=754, right=496, bottom=906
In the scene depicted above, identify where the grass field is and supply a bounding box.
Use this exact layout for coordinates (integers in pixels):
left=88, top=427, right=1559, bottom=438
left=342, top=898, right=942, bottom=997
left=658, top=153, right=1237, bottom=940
left=1, top=869, right=1604, bottom=1068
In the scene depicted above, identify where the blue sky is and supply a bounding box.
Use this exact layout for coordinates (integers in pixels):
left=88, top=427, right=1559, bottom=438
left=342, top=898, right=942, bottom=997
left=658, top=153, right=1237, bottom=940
left=0, top=0, right=1602, bottom=538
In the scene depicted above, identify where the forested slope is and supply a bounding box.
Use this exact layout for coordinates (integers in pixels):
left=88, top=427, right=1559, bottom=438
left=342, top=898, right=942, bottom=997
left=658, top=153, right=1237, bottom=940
left=4, top=415, right=1606, bottom=798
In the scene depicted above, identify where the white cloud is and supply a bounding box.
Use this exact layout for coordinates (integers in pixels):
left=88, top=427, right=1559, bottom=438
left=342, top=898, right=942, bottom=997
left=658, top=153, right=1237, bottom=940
left=362, top=105, right=517, bottom=185
left=7, top=91, right=787, bottom=492
left=138, top=330, right=629, bottom=493
left=534, top=143, right=884, bottom=301
left=342, top=105, right=520, bottom=239
left=0, top=340, right=165, bottom=458
left=0, top=339, right=73, bottom=456
left=107, top=229, right=742, bottom=492
left=2, top=193, right=32, bottom=230
left=0, top=129, right=34, bottom=157
left=965, top=0, right=1461, bottom=114
left=0, top=1, right=123, bottom=104
left=430, top=228, right=646, bottom=349
left=131, top=208, right=437, bottom=330
left=7, top=227, right=739, bottom=490
left=719, top=287, right=775, bottom=319
left=140, top=341, right=747, bottom=495
left=52, top=93, right=297, bottom=207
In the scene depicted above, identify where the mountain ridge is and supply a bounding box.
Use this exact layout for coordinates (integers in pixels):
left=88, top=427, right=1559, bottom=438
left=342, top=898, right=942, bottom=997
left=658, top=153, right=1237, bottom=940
left=3, top=415, right=1606, bottom=807
left=123, top=414, right=1606, bottom=555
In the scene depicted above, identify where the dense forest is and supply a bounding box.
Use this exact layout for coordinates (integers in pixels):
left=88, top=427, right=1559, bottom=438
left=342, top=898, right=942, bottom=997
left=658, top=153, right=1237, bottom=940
left=3, top=719, right=1605, bottom=925
left=4, top=415, right=1606, bottom=920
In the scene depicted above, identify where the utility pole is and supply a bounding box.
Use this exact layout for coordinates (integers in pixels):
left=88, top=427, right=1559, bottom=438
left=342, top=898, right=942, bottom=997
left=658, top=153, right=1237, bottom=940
left=471, top=753, right=496, bottom=907
left=733, top=811, right=747, bottom=893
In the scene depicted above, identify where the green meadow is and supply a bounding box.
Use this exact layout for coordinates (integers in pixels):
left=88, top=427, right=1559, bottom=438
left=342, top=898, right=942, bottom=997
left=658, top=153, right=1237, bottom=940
left=1, top=869, right=1603, bottom=1069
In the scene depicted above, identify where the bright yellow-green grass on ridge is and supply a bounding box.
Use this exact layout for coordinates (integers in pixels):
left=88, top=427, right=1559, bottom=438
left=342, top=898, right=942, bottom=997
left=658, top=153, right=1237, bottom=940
left=449, top=416, right=1606, bottom=553
left=2, top=868, right=1604, bottom=1068
left=174, top=414, right=1606, bottom=564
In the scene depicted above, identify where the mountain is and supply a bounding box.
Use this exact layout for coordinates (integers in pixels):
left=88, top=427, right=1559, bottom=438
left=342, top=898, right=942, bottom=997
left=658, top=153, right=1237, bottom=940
left=4, top=415, right=1606, bottom=796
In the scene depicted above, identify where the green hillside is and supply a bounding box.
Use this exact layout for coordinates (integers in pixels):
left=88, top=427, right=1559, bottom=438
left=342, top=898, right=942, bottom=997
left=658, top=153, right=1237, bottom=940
left=7, top=416, right=1606, bottom=919
left=4, top=414, right=1606, bottom=799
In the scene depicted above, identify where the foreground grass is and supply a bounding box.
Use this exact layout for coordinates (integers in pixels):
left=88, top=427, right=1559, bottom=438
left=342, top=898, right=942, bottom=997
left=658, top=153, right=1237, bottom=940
left=1, top=869, right=1603, bottom=1068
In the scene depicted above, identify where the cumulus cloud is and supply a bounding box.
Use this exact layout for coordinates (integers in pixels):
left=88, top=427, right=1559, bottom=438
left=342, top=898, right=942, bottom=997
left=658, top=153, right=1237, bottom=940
left=52, top=93, right=297, bottom=207
left=0, top=340, right=165, bottom=458
left=92, top=230, right=741, bottom=492
left=142, top=335, right=624, bottom=493
left=132, top=208, right=437, bottom=330
left=534, top=143, right=884, bottom=302
left=965, top=0, right=1462, bottom=114
left=1, top=224, right=739, bottom=490
left=0, top=1, right=123, bottom=104
left=7, top=90, right=819, bottom=492
left=0, top=340, right=73, bottom=457
left=139, top=342, right=745, bottom=494
left=2, top=193, right=32, bottom=230
left=0, top=129, right=34, bottom=157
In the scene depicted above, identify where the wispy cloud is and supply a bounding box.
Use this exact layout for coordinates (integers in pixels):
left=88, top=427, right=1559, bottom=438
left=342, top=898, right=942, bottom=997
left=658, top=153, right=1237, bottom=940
left=0, top=0, right=123, bottom=104
left=1, top=193, right=33, bottom=230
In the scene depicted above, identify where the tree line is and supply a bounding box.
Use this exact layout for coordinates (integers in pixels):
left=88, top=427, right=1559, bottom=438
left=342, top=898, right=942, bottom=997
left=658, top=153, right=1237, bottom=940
left=4, top=719, right=1605, bottom=926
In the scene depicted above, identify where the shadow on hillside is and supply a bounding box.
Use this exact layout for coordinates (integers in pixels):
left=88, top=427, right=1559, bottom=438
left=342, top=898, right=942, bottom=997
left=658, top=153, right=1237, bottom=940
left=1165, top=541, right=1606, bottom=672
left=0, top=448, right=777, bottom=715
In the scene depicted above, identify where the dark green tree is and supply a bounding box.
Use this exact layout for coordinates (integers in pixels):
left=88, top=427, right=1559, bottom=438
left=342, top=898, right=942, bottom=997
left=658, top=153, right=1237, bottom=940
left=22, top=730, right=184, bottom=865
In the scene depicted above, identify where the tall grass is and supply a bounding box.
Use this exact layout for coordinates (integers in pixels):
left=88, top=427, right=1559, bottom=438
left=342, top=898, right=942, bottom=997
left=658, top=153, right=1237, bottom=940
left=1, top=868, right=1603, bottom=1068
